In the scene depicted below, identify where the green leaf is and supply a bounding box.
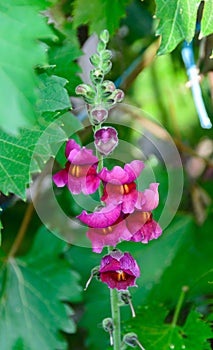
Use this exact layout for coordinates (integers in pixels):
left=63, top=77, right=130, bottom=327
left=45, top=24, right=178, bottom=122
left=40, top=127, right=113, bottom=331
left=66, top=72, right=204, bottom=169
left=37, top=73, right=71, bottom=113
left=48, top=25, right=83, bottom=96
left=124, top=305, right=212, bottom=350
left=0, top=226, right=82, bottom=350
left=73, top=0, right=130, bottom=35
left=0, top=0, right=54, bottom=134
left=200, top=0, right=213, bottom=38
left=0, top=112, right=83, bottom=199
left=155, top=0, right=200, bottom=54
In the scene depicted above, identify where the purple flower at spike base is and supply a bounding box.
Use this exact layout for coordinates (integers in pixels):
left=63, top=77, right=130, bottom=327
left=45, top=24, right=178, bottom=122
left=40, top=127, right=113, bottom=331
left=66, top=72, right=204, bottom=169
left=99, top=250, right=140, bottom=290
left=77, top=204, right=132, bottom=253
left=99, top=160, right=144, bottom=214
left=53, top=139, right=100, bottom=195
left=94, top=127, right=118, bottom=156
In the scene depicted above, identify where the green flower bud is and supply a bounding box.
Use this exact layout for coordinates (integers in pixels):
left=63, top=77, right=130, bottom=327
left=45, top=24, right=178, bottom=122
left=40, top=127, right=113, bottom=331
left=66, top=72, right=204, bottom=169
left=75, top=84, right=95, bottom=97
left=90, top=53, right=101, bottom=67
left=100, top=29, right=109, bottom=44
left=97, top=40, right=106, bottom=54
left=101, top=80, right=116, bottom=92
left=90, top=69, right=104, bottom=85
left=102, top=60, right=112, bottom=74
left=101, top=49, right=112, bottom=61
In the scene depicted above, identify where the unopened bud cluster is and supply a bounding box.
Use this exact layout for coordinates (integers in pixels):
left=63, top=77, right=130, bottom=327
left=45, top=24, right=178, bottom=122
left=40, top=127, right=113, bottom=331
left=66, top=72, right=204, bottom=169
left=75, top=29, right=123, bottom=156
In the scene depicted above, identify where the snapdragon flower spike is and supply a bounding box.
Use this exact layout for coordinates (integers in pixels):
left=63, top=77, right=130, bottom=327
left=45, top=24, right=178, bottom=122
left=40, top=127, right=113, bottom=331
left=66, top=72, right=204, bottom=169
left=53, top=139, right=100, bottom=195
left=77, top=204, right=132, bottom=253
left=94, top=127, right=118, bottom=156
left=99, top=250, right=140, bottom=290
left=127, top=183, right=162, bottom=243
left=99, top=160, right=144, bottom=214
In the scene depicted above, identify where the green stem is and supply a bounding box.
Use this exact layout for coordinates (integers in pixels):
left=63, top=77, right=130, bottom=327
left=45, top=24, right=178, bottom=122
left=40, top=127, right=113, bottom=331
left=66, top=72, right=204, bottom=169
left=108, top=246, right=121, bottom=349
left=110, top=288, right=121, bottom=350
left=171, top=286, right=189, bottom=328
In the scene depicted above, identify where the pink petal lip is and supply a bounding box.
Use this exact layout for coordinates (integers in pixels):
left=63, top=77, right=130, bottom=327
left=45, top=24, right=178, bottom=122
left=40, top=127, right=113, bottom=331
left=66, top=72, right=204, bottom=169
left=99, top=160, right=144, bottom=185
left=86, top=219, right=132, bottom=253
left=77, top=204, right=122, bottom=228
left=136, top=183, right=159, bottom=211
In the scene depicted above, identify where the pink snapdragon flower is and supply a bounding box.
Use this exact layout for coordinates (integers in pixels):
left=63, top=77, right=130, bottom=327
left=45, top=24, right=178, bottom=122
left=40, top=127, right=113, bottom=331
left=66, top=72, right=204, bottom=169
left=53, top=139, right=100, bottom=195
left=77, top=204, right=132, bottom=253
left=99, top=160, right=144, bottom=213
left=99, top=250, right=140, bottom=290
left=127, top=183, right=162, bottom=243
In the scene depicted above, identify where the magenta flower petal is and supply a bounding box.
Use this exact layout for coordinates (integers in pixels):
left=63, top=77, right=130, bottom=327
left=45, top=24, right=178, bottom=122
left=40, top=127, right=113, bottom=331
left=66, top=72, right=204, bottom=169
left=77, top=204, right=122, bottom=228
left=99, top=160, right=144, bottom=184
left=52, top=169, right=68, bottom=187
left=131, top=219, right=162, bottom=243
left=65, top=139, right=80, bottom=158
left=126, top=210, right=162, bottom=243
left=53, top=139, right=100, bottom=195
left=87, top=220, right=132, bottom=253
left=99, top=250, right=140, bottom=290
left=136, top=183, right=160, bottom=211
left=67, top=147, right=98, bottom=165
left=101, top=182, right=139, bottom=214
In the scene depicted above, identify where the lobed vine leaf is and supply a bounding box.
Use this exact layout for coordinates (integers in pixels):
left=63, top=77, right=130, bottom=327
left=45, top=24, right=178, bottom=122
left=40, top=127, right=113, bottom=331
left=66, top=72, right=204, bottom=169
left=155, top=0, right=201, bottom=55
left=0, top=226, right=82, bottom=350
left=0, top=0, right=55, bottom=134
left=200, top=0, right=213, bottom=38
left=73, top=0, right=130, bottom=35
left=37, top=73, right=71, bottom=113
left=0, top=68, right=82, bottom=199
left=123, top=304, right=212, bottom=350
left=0, top=111, right=82, bottom=199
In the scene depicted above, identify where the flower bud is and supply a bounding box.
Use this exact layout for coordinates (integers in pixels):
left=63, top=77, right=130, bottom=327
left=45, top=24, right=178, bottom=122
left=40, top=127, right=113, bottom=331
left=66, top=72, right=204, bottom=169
left=75, top=84, right=95, bottom=96
left=90, top=53, right=101, bottom=67
left=102, top=60, right=112, bottom=74
left=90, top=69, right=104, bottom=85
left=90, top=106, right=108, bottom=125
left=102, top=49, right=112, bottom=61
left=101, top=80, right=116, bottom=92
left=94, top=127, right=118, bottom=156
left=100, top=29, right=109, bottom=44
left=114, top=89, right=125, bottom=103
left=97, top=40, right=106, bottom=53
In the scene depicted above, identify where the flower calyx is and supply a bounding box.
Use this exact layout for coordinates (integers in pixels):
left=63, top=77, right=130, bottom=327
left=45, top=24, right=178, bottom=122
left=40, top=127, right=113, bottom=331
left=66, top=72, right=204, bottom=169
left=123, top=333, right=145, bottom=350
left=84, top=266, right=100, bottom=291
left=120, top=290, right=136, bottom=318
left=102, top=317, right=114, bottom=346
